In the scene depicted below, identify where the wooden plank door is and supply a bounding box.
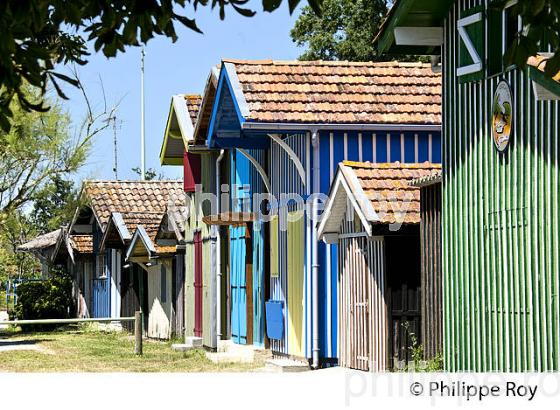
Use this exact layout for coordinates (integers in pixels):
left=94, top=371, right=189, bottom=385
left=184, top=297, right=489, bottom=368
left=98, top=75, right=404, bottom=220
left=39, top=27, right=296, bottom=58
left=230, top=225, right=248, bottom=344
left=194, top=231, right=203, bottom=338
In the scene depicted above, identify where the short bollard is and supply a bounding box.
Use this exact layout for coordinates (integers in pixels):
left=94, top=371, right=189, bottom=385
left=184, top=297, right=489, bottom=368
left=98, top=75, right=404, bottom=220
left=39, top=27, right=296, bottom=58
left=134, top=311, right=143, bottom=356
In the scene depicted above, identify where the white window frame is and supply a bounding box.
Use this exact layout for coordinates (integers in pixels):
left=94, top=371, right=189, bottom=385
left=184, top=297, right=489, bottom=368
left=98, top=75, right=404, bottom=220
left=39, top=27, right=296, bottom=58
left=456, top=12, right=484, bottom=77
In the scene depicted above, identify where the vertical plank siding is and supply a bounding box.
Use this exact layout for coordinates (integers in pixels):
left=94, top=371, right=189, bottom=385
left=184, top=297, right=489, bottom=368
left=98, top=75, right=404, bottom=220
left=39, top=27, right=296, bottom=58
left=420, top=183, right=443, bottom=359
left=337, top=210, right=388, bottom=371
left=443, top=0, right=560, bottom=371
left=268, top=130, right=441, bottom=360
left=184, top=153, right=218, bottom=348
left=319, top=130, right=441, bottom=360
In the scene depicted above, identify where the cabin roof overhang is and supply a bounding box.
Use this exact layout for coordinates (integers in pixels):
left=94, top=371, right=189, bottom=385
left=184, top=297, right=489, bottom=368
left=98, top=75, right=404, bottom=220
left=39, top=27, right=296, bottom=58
left=100, top=212, right=131, bottom=251
left=374, top=0, right=453, bottom=56
left=160, top=95, right=197, bottom=165
left=207, top=62, right=270, bottom=149
left=318, top=165, right=378, bottom=242
left=126, top=226, right=158, bottom=260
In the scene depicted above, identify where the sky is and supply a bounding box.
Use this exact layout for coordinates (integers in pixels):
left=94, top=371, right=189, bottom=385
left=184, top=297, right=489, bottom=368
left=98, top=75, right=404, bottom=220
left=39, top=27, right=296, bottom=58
left=60, top=3, right=304, bottom=182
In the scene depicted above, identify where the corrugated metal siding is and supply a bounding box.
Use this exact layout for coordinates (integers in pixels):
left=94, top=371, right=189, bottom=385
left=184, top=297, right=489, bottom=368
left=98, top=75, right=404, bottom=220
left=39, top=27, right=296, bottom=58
left=269, top=133, right=308, bottom=355
left=443, top=0, right=560, bottom=371
left=249, top=149, right=266, bottom=346
left=420, top=183, right=443, bottom=360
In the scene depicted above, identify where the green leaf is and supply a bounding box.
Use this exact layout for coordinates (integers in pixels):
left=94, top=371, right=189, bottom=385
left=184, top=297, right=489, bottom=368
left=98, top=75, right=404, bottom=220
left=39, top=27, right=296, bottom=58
left=263, top=0, right=283, bottom=12
left=174, top=14, right=203, bottom=34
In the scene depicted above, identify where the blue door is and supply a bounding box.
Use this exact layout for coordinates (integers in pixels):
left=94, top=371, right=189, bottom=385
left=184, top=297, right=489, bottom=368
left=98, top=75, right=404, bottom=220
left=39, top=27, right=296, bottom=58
left=230, top=225, right=247, bottom=344
left=230, top=151, right=250, bottom=344
left=92, top=278, right=110, bottom=318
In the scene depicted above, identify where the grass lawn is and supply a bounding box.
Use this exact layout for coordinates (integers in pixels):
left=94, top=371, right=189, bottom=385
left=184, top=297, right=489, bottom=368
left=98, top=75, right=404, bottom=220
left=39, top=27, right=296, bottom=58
left=0, top=325, right=263, bottom=372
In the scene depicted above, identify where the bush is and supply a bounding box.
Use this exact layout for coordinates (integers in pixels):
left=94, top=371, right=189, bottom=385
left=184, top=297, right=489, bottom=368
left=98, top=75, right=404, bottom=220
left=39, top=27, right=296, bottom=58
left=14, top=272, right=74, bottom=330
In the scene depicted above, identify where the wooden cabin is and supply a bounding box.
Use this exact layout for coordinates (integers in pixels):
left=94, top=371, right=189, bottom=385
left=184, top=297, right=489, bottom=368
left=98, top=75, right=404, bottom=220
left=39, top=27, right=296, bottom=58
left=159, top=83, right=224, bottom=348
left=376, top=0, right=560, bottom=371
left=205, top=59, right=442, bottom=365
left=318, top=162, right=441, bottom=371
left=411, top=171, right=443, bottom=362
left=42, top=180, right=184, bottom=325
left=125, top=215, right=185, bottom=339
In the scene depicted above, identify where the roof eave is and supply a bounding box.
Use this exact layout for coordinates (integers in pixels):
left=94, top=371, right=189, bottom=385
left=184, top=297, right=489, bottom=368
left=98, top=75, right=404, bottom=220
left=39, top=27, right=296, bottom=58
left=374, top=0, right=453, bottom=55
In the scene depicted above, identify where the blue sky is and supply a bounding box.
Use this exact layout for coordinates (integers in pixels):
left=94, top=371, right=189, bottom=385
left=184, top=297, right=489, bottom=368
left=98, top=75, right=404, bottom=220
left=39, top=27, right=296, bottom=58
left=61, top=3, right=304, bottom=182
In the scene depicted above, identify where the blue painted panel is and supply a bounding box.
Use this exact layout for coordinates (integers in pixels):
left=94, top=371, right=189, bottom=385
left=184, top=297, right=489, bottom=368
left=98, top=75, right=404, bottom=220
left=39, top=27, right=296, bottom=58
left=376, top=134, right=387, bottom=162
left=265, top=300, right=284, bottom=340
left=418, top=133, right=429, bottom=162
left=404, top=132, right=416, bottom=163
left=432, top=132, right=442, bottom=162
left=346, top=131, right=360, bottom=161
left=390, top=133, right=401, bottom=162
left=361, top=132, right=373, bottom=162
left=230, top=225, right=247, bottom=344
left=330, top=242, right=338, bottom=356
left=92, top=278, right=110, bottom=318
left=319, top=132, right=332, bottom=193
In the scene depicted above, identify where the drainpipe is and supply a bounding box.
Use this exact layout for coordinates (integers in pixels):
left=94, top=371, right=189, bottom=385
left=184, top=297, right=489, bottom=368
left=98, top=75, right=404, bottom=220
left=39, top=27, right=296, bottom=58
left=216, top=149, right=225, bottom=341
left=311, top=129, right=320, bottom=369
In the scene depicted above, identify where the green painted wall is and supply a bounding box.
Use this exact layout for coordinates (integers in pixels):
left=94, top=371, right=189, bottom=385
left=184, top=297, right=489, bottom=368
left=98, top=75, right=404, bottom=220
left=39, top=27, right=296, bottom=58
left=443, top=0, right=560, bottom=371
left=184, top=153, right=218, bottom=348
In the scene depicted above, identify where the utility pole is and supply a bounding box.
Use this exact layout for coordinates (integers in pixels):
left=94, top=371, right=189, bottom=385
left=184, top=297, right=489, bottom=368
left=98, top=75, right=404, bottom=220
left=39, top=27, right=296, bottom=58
left=140, top=47, right=146, bottom=180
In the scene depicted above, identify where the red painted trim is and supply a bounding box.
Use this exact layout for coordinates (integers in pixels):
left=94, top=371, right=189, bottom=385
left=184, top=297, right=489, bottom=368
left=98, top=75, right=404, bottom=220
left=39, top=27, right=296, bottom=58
left=184, top=151, right=201, bottom=193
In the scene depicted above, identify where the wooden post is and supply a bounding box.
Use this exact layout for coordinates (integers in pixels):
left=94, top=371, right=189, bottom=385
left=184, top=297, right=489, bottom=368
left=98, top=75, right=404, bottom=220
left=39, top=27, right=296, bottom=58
left=134, top=311, right=143, bottom=355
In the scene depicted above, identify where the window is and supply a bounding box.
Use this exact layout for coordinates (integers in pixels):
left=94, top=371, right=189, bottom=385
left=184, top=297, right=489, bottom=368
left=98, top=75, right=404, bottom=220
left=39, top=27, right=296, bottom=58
left=487, top=0, right=520, bottom=77
left=457, top=6, right=485, bottom=83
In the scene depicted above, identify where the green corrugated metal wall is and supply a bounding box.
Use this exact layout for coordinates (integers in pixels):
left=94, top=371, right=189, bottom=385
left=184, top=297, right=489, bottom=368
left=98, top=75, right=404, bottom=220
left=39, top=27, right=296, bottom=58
left=443, top=0, right=560, bottom=371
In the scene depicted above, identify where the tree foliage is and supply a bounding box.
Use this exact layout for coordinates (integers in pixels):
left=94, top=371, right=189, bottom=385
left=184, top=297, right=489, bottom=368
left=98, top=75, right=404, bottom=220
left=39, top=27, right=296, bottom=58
left=31, top=177, right=80, bottom=235
left=0, top=212, right=39, bottom=281
left=494, top=0, right=560, bottom=76
left=14, top=271, right=75, bottom=326
left=0, top=0, right=323, bottom=131
left=291, top=0, right=391, bottom=61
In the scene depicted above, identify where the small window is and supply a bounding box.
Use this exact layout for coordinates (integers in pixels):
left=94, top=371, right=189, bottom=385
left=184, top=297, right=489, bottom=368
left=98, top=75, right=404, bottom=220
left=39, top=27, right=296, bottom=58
left=488, top=1, right=519, bottom=77
left=160, top=264, right=167, bottom=303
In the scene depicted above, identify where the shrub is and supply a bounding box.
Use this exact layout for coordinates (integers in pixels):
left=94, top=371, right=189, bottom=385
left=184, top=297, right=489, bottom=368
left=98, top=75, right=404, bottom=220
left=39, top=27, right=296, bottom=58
left=14, top=272, right=74, bottom=330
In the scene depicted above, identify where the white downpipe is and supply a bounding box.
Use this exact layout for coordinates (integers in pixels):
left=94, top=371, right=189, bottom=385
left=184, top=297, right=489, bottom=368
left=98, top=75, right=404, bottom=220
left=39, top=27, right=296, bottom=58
left=215, top=149, right=225, bottom=340
left=311, top=129, right=320, bottom=369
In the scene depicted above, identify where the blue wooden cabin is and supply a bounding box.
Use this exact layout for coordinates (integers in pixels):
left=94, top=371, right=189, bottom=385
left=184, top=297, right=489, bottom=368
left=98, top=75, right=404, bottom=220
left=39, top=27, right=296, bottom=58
left=206, top=59, right=442, bottom=365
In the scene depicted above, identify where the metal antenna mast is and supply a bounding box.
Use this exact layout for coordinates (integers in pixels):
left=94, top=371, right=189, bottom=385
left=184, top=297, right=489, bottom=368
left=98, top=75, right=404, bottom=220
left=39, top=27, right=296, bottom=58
left=112, top=116, right=121, bottom=180
left=140, top=47, right=146, bottom=180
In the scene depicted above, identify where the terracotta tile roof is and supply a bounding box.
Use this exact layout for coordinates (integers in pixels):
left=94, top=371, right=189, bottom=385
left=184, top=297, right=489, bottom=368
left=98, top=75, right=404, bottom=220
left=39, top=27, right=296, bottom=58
left=410, top=170, right=442, bottom=187
left=120, top=212, right=163, bottom=235
left=185, top=94, right=202, bottom=125
left=82, top=180, right=183, bottom=229
left=225, top=59, right=441, bottom=124
left=70, top=234, right=93, bottom=254
left=343, top=161, right=442, bottom=225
